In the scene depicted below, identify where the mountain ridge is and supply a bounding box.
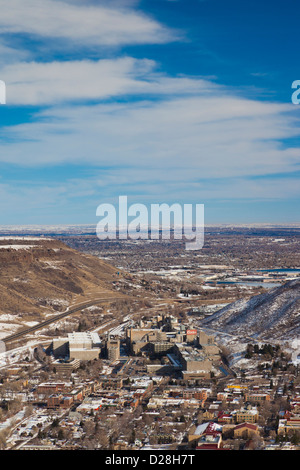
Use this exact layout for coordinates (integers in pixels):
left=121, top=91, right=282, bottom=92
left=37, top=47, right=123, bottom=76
left=202, top=278, right=300, bottom=341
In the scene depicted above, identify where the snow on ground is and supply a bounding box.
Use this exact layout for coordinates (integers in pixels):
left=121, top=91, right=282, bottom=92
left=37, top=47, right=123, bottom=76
left=0, top=313, right=21, bottom=322
left=0, top=409, right=26, bottom=431
left=206, top=326, right=300, bottom=370
left=13, top=277, right=29, bottom=283
left=42, top=261, right=63, bottom=270
left=0, top=313, right=43, bottom=339
left=0, top=342, right=37, bottom=367
left=0, top=236, right=51, bottom=241
left=23, top=321, right=39, bottom=327
left=0, top=323, right=21, bottom=340
left=0, top=244, right=37, bottom=250
left=84, top=305, right=102, bottom=311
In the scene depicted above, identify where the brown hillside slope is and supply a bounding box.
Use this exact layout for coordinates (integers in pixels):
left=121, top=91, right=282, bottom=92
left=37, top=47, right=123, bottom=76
left=0, top=237, right=120, bottom=317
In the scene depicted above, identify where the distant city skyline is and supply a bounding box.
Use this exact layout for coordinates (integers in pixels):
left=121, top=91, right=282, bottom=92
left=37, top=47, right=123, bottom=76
left=0, top=0, right=299, bottom=226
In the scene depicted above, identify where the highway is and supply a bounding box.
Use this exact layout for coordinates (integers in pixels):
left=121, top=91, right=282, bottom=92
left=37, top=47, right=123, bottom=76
left=2, top=297, right=119, bottom=345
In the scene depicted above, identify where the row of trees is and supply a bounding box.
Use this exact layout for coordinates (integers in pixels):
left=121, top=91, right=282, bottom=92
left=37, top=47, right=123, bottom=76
left=245, top=343, right=281, bottom=359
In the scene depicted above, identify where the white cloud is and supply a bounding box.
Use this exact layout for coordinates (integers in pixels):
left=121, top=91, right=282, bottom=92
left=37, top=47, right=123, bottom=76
left=0, top=0, right=177, bottom=48
left=0, top=42, right=31, bottom=67
left=1, top=89, right=299, bottom=184
left=2, top=57, right=152, bottom=105
left=1, top=57, right=219, bottom=106
left=0, top=0, right=298, bottom=224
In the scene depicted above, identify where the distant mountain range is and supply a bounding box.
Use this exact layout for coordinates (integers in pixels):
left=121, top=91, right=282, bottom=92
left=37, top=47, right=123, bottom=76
left=202, top=279, right=300, bottom=341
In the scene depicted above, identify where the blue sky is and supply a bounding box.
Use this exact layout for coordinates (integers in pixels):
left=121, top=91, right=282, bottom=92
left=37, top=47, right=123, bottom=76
left=0, top=0, right=299, bottom=225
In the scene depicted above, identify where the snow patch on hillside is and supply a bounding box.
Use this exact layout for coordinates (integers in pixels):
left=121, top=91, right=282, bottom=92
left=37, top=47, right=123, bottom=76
left=202, top=279, right=300, bottom=342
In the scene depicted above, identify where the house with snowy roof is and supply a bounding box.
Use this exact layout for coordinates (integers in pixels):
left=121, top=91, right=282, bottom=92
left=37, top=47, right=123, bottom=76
left=217, top=411, right=234, bottom=424
left=188, top=421, right=222, bottom=445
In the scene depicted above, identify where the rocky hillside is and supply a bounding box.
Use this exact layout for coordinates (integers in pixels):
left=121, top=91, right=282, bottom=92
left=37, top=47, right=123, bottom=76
left=0, top=237, right=119, bottom=318
left=202, top=278, right=300, bottom=341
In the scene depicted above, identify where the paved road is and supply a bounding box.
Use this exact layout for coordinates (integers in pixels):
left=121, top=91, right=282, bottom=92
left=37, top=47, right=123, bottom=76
left=2, top=296, right=120, bottom=345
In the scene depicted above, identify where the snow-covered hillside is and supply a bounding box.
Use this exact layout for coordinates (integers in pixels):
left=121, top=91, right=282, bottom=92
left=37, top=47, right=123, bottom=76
left=202, top=279, right=300, bottom=341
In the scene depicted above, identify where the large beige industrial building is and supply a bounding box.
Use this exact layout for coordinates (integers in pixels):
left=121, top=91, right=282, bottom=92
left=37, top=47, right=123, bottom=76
left=52, top=332, right=102, bottom=361
left=125, top=315, right=220, bottom=380
left=173, top=342, right=213, bottom=379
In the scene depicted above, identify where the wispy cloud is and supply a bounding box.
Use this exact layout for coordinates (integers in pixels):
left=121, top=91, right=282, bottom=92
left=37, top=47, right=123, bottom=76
left=1, top=84, right=299, bottom=181
left=0, top=0, right=299, bottom=224
left=1, top=57, right=220, bottom=106
left=0, top=0, right=178, bottom=49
